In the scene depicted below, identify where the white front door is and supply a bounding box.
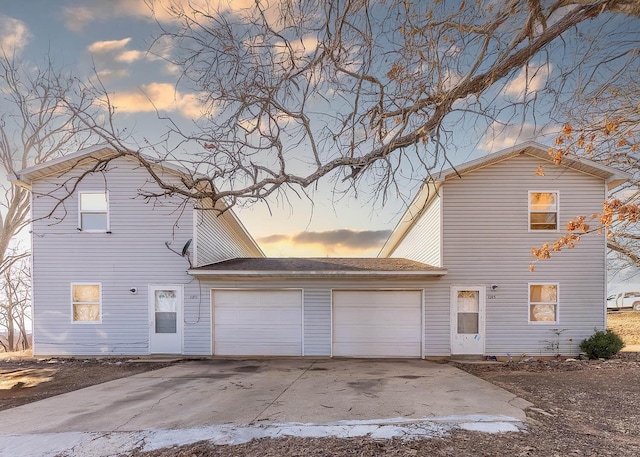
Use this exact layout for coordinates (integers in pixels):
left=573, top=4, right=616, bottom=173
left=149, top=285, right=183, bottom=354
left=450, top=286, right=485, bottom=355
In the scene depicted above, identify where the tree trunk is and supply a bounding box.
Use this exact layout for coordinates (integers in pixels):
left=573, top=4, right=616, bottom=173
left=7, top=312, right=15, bottom=352
left=16, top=319, right=29, bottom=350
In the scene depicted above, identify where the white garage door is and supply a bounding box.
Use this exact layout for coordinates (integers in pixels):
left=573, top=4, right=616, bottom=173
left=213, top=289, right=302, bottom=356
left=333, top=290, right=422, bottom=357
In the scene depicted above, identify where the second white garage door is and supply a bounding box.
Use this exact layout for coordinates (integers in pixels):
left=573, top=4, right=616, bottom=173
left=213, top=289, right=302, bottom=356
left=332, top=290, right=422, bottom=358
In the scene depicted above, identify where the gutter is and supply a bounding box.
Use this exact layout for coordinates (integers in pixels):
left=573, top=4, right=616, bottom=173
left=7, top=172, right=31, bottom=190
left=187, top=269, right=447, bottom=279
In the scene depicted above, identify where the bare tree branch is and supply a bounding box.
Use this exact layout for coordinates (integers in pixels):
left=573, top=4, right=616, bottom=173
left=0, top=54, right=99, bottom=349
left=62, top=0, right=638, bottom=212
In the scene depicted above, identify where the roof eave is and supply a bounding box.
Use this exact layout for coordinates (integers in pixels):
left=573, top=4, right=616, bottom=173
left=14, top=144, right=116, bottom=184
left=187, top=269, right=448, bottom=278
left=7, top=173, right=31, bottom=190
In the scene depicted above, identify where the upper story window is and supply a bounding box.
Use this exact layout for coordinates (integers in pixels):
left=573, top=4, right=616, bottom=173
left=529, top=191, right=558, bottom=231
left=79, top=192, right=109, bottom=232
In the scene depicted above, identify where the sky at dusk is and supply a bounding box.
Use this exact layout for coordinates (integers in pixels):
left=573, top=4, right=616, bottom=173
left=0, top=0, right=634, bottom=260
left=0, top=0, right=418, bottom=257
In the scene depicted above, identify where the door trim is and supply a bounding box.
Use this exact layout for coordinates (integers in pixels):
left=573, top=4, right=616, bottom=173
left=148, top=284, right=184, bottom=354
left=450, top=285, right=486, bottom=355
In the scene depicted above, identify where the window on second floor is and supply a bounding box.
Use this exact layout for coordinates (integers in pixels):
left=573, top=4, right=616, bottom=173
left=79, top=192, right=108, bottom=232
left=529, top=191, right=558, bottom=231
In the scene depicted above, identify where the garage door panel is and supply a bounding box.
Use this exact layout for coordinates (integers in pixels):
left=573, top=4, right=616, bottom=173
left=216, top=307, right=300, bottom=325
left=333, top=343, right=421, bottom=358
left=215, top=326, right=302, bottom=340
left=214, top=342, right=299, bottom=356
left=333, top=290, right=422, bottom=358
left=337, top=308, right=419, bottom=324
left=340, top=291, right=419, bottom=305
left=334, top=324, right=421, bottom=341
left=213, top=290, right=302, bottom=356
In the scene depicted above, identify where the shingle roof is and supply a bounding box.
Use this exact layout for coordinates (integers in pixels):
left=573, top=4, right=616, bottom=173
left=188, top=257, right=446, bottom=278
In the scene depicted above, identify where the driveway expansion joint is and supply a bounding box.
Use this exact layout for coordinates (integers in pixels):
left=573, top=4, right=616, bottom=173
left=249, top=361, right=316, bottom=425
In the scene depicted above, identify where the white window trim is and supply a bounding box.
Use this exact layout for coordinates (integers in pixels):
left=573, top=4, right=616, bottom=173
left=528, top=282, right=559, bottom=324
left=78, top=191, right=110, bottom=232
left=528, top=190, right=559, bottom=232
left=71, top=282, right=102, bottom=324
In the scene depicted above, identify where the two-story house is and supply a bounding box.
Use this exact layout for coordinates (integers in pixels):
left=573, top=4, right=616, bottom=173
left=12, top=145, right=263, bottom=356
left=379, top=141, right=630, bottom=357
left=12, top=142, right=629, bottom=358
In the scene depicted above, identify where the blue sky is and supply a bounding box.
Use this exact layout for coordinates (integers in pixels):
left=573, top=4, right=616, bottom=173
left=1, top=0, right=424, bottom=256
left=1, top=0, right=636, bottom=259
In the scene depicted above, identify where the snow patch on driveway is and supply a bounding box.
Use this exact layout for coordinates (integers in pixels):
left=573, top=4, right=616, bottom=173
left=0, top=415, right=525, bottom=457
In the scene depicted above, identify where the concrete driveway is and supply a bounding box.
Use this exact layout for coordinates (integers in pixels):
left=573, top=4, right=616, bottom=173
left=1, top=358, right=530, bottom=435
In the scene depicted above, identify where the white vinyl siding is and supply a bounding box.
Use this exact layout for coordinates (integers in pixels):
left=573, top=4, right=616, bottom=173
left=332, top=290, right=422, bottom=358
left=388, top=153, right=607, bottom=357
left=212, top=289, right=303, bottom=356
left=303, top=288, right=332, bottom=356
left=391, top=196, right=441, bottom=266
left=195, top=206, right=261, bottom=265
left=435, top=154, right=606, bottom=356
left=30, top=157, right=207, bottom=356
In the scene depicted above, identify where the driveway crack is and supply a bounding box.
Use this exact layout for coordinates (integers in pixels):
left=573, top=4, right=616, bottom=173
left=115, top=382, right=181, bottom=431
left=249, top=361, right=315, bottom=425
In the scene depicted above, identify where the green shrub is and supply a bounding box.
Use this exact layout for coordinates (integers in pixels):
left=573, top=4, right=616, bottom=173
left=579, top=329, right=625, bottom=359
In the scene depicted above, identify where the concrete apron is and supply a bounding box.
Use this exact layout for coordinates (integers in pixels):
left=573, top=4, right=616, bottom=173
left=0, top=359, right=532, bottom=457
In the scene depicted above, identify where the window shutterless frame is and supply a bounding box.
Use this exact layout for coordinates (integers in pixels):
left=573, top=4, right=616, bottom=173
left=528, top=283, right=559, bottom=324
left=528, top=190, right=559, bottom=231
left=78, top=191, right=109, bottom=232
left=71, top=282, right=102, bottom=323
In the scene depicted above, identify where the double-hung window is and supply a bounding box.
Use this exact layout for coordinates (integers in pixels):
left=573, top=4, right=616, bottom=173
left=79, top=192, right=109, bottom=232
left=72, top=283, right=101, bottom=322
left=529, top=191, right=558, bottom=231
left=529, top=284, right=558, bottom=323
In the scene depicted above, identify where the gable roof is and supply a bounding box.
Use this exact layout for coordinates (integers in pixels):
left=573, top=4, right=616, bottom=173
left=434, top=141, right=631, bottom=189
left=189, top=257, right=446, bottom=278
left=9, top=143, right=193, bottom=187
left=379, top=141, right=632, bottom=258
left=10, top=144, right=265, bottom=257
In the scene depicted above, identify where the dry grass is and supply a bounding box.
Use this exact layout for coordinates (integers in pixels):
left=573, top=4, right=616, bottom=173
left=0, top=349, right=32, bottom=359
left=607, top=311, right=640, bottom=345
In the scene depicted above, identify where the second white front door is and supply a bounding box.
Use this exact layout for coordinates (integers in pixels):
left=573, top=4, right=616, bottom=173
left=450, top=286, right=485, bottom=355
left=149, top=285, right=183, bottom=354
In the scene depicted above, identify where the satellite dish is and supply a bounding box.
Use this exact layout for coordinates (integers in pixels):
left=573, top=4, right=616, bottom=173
left=182, top=239, right=192, bottom=257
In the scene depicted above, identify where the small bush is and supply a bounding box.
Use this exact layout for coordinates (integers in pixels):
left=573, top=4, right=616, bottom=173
left=580, top=329, right=625, bottom=359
